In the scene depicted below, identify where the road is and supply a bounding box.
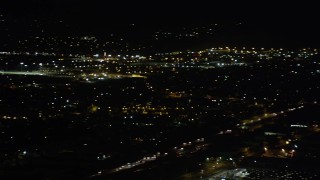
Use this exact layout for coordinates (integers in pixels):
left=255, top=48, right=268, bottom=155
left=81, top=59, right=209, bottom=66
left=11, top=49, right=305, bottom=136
left=0, top=71, right=46, bottom=76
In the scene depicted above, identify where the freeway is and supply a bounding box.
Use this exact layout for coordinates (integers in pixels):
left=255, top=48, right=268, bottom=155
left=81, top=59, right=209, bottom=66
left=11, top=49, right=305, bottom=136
left=0, top=71, right=46, bottom=76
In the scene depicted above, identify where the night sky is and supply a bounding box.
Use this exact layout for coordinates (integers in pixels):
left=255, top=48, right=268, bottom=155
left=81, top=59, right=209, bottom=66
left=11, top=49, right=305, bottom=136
left=2, top=0, right=320, bottom=47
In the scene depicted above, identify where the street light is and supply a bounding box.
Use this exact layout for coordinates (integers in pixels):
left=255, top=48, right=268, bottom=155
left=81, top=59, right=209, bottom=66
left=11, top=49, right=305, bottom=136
left=20, top=62, right=24, bottom=71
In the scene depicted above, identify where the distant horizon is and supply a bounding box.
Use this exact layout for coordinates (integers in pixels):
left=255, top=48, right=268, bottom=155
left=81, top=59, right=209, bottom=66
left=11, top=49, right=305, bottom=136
left=1, top=1, right=320, bottom=53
